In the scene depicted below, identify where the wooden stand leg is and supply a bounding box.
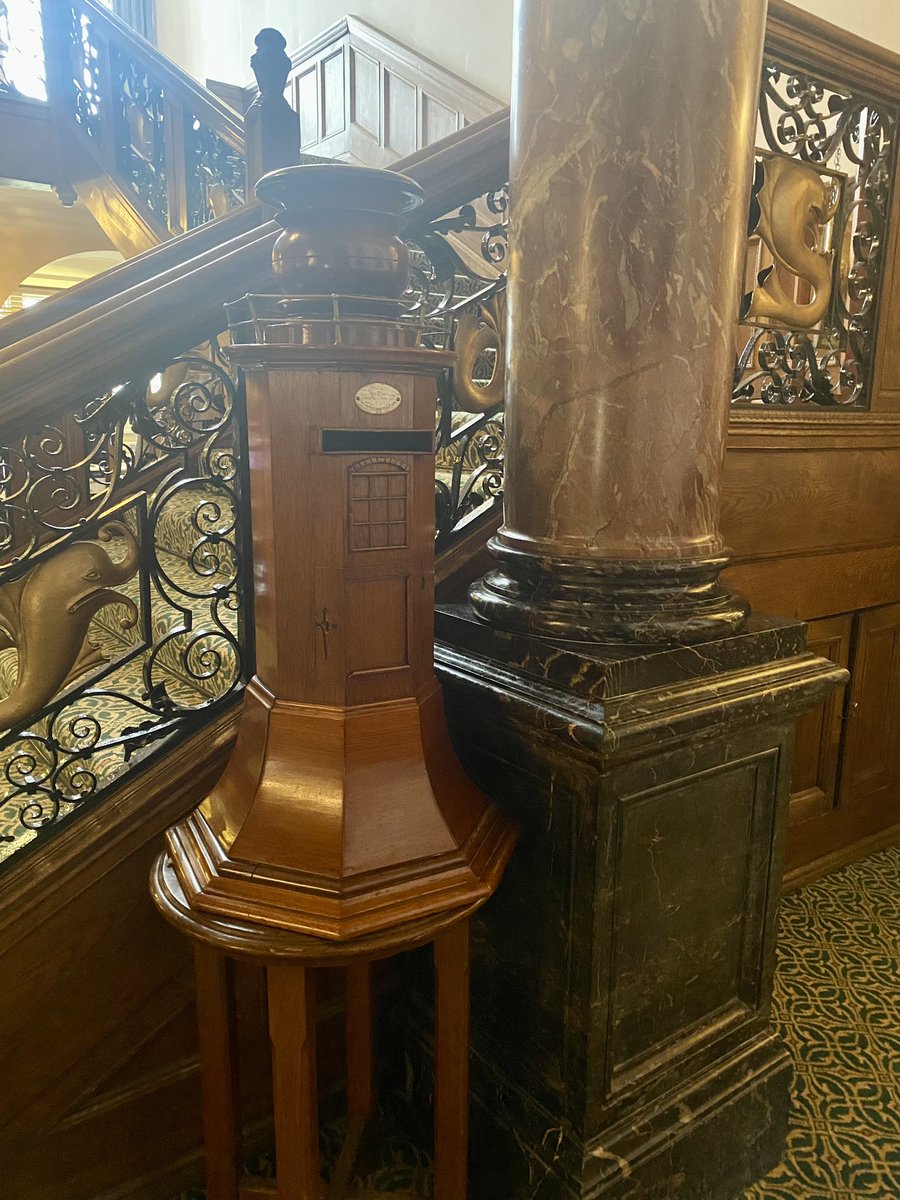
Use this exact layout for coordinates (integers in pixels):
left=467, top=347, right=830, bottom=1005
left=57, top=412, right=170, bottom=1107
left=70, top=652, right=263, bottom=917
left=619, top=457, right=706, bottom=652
left=433, top=920, right=471, bottom=1200
left=346, top=961, right=375, bottom=1121
left=327, top=962, right=376, bottom=1199
left=268, top=963, right=320, bottom=1200
left=194, top=945, right=242, bottom=1200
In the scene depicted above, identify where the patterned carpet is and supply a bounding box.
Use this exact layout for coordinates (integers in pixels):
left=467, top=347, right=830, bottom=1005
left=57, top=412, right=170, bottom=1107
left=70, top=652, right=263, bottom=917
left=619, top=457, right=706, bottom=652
left=173, top=847, right=900, bottom=1200
left=744, top=845, right=900, bottom=1200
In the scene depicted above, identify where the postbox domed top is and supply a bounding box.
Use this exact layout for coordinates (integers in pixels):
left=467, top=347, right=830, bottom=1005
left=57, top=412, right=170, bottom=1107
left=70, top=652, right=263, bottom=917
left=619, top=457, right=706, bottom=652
left=256, top=164, right=424, bottom=221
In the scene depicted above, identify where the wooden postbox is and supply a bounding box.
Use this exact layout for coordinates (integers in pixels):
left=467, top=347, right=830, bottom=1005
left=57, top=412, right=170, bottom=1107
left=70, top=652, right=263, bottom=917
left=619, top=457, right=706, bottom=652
left=167, top=165, right=517, bottom=940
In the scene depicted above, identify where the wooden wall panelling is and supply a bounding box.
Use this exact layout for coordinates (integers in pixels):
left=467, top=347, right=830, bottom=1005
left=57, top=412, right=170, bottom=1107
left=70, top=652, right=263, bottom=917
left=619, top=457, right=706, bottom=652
left=785, top=603, right=900, bottom=880
left=321, top=47, right=347, bottom=143
left=721, top=417, right=900, bottom=618
left=421, top=91, right=459, bottom=147
left=350, top=45, right=382, bottom=152
left=724, top=544, right=900, bottom=625
left=0, top=711, right=353, bottom=1200
left=295, top=40, right=351, bottom=160
left=296, top=60, right=322, bottom=151
left=384, top=68, right=418, bottom=161
left=788, top=614, right=852, bottom=824
left=0, top=711, right=244, bottom=1200
left=839, top=603, right=900, bottom=816
left=720, top=444, right=900, bottom=564
left=278, top=16, right=500, bottom=167
left=759, top=9, right=900, bottom=889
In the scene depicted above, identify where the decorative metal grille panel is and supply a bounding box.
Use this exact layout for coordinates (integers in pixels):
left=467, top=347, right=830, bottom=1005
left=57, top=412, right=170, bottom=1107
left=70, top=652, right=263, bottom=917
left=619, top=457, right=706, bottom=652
left=185, top=118, right=246, bottom=228
left=112, top=45, right=168, bottom=220
left=0, top=349, right=251, bottom=867
left=733, top=60, right=898, bottom=408
left=70, top=5, right=102, bottom=139
left=407, top=184, right=510, bottom=548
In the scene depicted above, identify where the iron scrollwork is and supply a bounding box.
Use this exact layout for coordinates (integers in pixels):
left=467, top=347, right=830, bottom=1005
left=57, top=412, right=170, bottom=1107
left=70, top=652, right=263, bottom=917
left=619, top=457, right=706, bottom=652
left=112, top=45, right=168, bottom=222
left=0, top=350, right=251, bottom=866
left=185, top=118, right=246, bottom=228
left=735, top=61, right=898, bottom=408
left=70, top=3, right=102, bottom=140
left=407, top=185, right=509, bottom=546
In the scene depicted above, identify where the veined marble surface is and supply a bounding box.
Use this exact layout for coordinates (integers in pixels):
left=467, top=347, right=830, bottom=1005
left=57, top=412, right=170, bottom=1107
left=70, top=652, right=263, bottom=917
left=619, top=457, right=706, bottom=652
left=501, top=0, right=767, bottom=561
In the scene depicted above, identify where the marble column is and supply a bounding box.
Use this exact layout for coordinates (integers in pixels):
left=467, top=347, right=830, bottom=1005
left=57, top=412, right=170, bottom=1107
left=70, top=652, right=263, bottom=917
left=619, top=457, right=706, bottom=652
left=471, top=0, right=768, bottom=642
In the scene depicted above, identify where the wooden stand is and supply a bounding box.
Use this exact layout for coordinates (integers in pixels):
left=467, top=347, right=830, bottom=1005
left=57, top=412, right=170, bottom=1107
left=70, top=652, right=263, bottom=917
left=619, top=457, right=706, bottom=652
left=155, top=166, right=517, bottom=1197
left=152, top=854, right=476, bottom=1200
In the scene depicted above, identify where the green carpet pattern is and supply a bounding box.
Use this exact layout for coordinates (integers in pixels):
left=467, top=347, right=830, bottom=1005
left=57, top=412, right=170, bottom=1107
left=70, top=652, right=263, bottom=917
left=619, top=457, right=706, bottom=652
left=172, top=847, right=900, bottom=1200
left=744, top=845, right=900, bottom=1200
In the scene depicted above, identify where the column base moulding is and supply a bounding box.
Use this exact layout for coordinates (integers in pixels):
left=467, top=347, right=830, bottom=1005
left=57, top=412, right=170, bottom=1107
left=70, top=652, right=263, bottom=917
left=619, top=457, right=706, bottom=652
left=424, top=604, right=846, bottom=1200
left=470, top=1035, right=791, bottom=1200
left=470, top=539, right=750, bottom=645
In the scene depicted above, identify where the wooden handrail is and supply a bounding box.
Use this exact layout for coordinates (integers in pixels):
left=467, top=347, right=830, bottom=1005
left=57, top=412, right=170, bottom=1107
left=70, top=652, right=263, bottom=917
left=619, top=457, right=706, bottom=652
left=766, top=0, right=900, bottom=98
left=403, top=109, right=510, bottom=224
left=0, top=113, right=511, bottom=433
left=0, top=204, right=264, bottom=353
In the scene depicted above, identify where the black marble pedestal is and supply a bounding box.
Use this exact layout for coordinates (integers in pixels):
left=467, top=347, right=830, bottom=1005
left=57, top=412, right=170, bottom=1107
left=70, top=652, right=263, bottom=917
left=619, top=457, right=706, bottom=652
left=427, top=605, right=846, bottom=1200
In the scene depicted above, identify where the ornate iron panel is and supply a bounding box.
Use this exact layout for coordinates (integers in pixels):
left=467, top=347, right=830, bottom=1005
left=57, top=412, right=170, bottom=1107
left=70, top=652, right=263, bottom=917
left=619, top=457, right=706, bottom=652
left=734, top=60, right=898, bottom=408
left=70, top=4, right=102, bottom=140
left=0, top=348, right=251, bottom=867
left=185, top=118, right=246, bottom=228
left=112, top=45, right=168, bottom=221
left=407, top=183, right=510, bottom=548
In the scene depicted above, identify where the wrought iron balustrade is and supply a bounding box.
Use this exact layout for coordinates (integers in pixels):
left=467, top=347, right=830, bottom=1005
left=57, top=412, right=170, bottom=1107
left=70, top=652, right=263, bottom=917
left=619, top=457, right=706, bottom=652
left=408, top=183, right=510, bottom=548
left=51, top=0, right=249, bottom=235
left=0, top=343, right=252, bottom=866
left=0, top=169, right=512, bottom=872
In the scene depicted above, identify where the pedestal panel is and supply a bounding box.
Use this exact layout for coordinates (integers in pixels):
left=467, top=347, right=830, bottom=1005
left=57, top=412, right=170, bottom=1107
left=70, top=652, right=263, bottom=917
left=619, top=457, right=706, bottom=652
left=423, top=605, right=846, bottom=1199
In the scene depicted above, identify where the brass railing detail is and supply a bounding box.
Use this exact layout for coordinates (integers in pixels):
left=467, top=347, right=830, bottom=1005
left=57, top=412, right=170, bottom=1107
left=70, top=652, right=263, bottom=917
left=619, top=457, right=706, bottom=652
left=0, top=520, right=139, bottom=731
left=746, top=155, right=839, bottom=329
left=735, top=58, right=897, bottom=407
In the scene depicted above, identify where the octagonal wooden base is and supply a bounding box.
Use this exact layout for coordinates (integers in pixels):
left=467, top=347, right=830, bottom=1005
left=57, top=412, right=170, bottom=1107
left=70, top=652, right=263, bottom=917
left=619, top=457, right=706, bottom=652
left=167, top=677, right=517, bottom=940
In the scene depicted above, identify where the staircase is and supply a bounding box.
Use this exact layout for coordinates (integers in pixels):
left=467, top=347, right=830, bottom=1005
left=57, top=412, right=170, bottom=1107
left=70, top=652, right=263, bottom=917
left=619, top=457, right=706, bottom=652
left=0, top=1, right=501, bottom=258
left=1, top=2, right=899, bottom=1197
left=0, top=7, right=510, bottom=1192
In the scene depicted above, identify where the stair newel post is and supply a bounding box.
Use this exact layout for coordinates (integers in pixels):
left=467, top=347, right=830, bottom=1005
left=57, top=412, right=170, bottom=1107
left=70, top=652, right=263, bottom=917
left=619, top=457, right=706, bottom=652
left=245, top=28, right=301, bottom=200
